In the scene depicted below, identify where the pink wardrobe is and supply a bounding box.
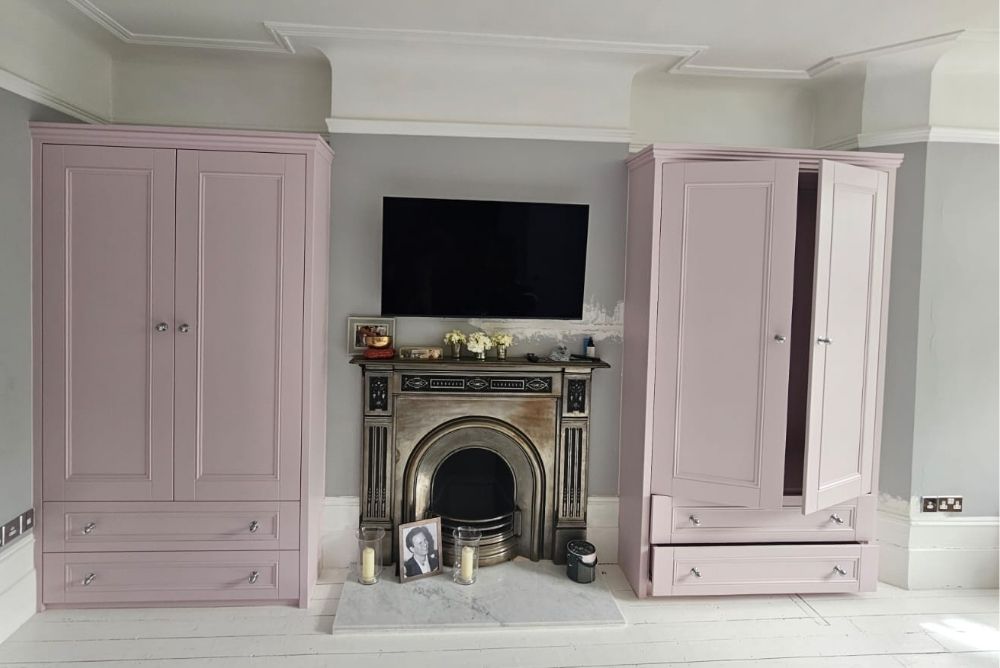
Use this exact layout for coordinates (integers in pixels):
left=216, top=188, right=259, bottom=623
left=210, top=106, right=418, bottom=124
left=31, top=124, right=332, bottom=607
left=618, top=144, right=902, bottom=597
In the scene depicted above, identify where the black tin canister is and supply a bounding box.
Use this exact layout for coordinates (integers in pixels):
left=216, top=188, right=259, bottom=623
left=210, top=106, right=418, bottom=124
left=566, top=539, right=597, bottom=583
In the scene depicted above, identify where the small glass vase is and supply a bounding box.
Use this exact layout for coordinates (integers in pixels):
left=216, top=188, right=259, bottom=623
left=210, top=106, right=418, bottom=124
left=473, top=350, right=486, bottom=360
left=453, top=526, right=482, bottom=585
left=356, top=527, right=385, bottom=585
left=450, top=342, right=462, bottom=359
left=496, top=345, right=508, bottom=361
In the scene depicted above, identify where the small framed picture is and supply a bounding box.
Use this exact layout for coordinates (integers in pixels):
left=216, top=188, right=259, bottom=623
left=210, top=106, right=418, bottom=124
left=398, top=517, right=442, bottom=583
left=347, top=316, right=395, bottom=354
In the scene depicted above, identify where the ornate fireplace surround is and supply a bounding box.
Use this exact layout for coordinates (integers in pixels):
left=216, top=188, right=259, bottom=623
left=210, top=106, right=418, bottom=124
left=351, top=356, right=609, bottom=565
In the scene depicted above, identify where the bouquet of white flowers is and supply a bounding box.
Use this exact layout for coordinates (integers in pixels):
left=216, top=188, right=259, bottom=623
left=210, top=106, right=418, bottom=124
left=465, top=331, right=494, bottom=354
left=443, top=329, right=467, bottom=345
left=491, top=333, right=514, bottom=348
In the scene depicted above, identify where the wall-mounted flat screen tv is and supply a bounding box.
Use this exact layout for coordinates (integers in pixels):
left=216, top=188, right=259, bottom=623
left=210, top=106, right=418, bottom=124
left=381, top=196, right=589, bottom=319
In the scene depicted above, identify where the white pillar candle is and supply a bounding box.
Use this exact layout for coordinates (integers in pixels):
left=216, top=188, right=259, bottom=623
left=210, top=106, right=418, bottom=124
left=361, top=546, right=376, bottom=582
left=460, top=545, right=475, bottom=582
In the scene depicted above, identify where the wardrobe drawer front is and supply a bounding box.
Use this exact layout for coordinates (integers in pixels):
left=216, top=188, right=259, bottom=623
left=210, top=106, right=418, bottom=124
left=42, top=551, right=299, bottom=605
left=43, top=502, right=299, bottom=552
left=651, top=544, right=875, bottom=596
left=650, top=495, right=858, bottom=543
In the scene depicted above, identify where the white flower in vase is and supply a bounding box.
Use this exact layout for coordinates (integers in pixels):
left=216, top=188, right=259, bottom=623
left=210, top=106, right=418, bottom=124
left=443, top=330, right=467, bottom=345
left=465, top=331, right=494, bottom=358
left=491, top=333, right=514, bottom=348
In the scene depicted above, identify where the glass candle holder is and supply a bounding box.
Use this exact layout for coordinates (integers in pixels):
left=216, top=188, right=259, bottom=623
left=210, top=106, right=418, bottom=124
left=356, top=527, right=385, bottom=585
left=452, top=526, right=482, bottom=585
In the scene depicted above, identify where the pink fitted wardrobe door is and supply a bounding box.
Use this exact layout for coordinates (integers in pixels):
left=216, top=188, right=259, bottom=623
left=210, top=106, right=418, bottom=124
left=801, top=161, right=889, bottom=514
left=41, top=144, right=176, bottom=501
left=651, top=160, right=798, bottom=508
left=174, top=150, right=305, bottom=501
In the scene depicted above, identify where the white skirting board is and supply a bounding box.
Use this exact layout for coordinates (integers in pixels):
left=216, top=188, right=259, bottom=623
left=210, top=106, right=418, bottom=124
left=0, top=534, right=37, bottom=644
left=877, top=495, right=999, bottom=590
left=321, top=496, right=620, bottom=571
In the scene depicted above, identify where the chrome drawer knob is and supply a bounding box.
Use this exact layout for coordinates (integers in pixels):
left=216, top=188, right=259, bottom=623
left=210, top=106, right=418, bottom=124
left=773, top=334, right=787, bottom=343
left=829, top=513, right=845, bottom=525
left=690, top=567, right=702, bottom=578
left=689, top=515, right=701, bottom=526
left=82, top=573, right=96, bottom=586
left=82, top=522, right=96, bottom=534
left=248, top=570, right=259, bottom=585
left=154, top=322, right=169, bottom=332
left=833, top=565, right=847, bottom=576
left=249, top=520, right=259, bottom=534
left=817, top=337, right=833, bottom=345
left=178, top=323, right=191, bottom=333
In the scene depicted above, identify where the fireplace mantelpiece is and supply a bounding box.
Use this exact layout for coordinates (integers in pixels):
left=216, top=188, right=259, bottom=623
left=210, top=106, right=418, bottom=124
left=350, top=355, right=610, bottom=565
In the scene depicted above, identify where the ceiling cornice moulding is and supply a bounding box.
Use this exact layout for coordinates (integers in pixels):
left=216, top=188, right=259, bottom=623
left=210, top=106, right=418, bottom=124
left=0, top=66, right=107, bottom=123
left=818, top=126, right=999, bottom=150
left=67, top=2, right=972, bottom=81
left=327, top=118, right=633, bottom=144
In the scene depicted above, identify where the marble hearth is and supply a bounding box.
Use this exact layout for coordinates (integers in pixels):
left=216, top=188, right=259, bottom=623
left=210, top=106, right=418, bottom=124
left=351, top=355, right=609, bottom=565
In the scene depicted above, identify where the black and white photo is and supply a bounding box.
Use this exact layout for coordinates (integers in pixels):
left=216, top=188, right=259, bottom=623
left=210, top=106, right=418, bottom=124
left=398, top=517, right=442, bottom=582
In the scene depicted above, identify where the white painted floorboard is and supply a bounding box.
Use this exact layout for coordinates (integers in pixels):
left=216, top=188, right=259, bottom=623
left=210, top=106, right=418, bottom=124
left=1, top=565, right=997, bottom=667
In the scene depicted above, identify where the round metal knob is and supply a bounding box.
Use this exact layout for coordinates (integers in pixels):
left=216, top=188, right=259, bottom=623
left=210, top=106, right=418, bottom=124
left=690, top=567, right=702, bottom=578
left=248, top=570, right=259, bottom=584
left=178, top=324, right=191, bottom=333
left=689, top=515, right=702, bottom=526
left=154, top=322, right=169, bottom=332
left=249, top=520, right=259, bottom=534
left=82, top=573, right=96, bottom=586
left=817, top=337, right=833, bottom=345
left=829, top=513, right=845, bottom=525
left=774, top=334, right=787, bottom=343
left=833, top=565, right=847, bottom=576
left=82, top=522, right=96, bottom=535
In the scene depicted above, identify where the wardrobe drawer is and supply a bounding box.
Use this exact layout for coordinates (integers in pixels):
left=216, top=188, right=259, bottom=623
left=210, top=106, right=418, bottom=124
left=43, top=502, right=299, bottom=552
left=650, top=543, right=877, bottom=596
left=42, top=550, right=299, bottom=605
left=650, top=495, right=860, bottom=544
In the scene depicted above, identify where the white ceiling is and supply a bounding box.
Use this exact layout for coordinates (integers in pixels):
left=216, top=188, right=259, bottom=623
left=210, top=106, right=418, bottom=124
left=67, top=0, right=997, bottom=76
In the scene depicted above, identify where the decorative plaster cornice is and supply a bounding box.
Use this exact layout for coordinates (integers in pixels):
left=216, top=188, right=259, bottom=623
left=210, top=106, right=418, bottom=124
left=67, top=1, right=974, bottom=81
left=327, top=117, right=633, bottom=144
left=0, top=66, right=107, bottom=123
left=858, top=126, right=1000, bottom=148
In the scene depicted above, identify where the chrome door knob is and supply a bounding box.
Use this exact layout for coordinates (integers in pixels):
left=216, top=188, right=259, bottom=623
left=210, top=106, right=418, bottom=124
left=689, top=515, right=702, bottom=526
left=833, top=565, right=847, bottom=576
left=248, top=570, right=259, bottom=584
left=829, top=513, right=845, bottom=525
left=154, top=322, right=169, bottom=332
left=248, top=520, right=259, bottom=534
left=82, top=573, right=96, bottom=586
left=177, top=324, right=191, bottom=333
left=690, top=567, right=702, bottom=578
left=82, top=522, right=96, bottom=534
left=773, top=334, right=787, bottom=343
left=817, top=337, right=833, bottom=345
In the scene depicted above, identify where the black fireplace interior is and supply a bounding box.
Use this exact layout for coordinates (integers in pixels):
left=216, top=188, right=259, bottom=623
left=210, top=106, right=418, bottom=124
left=431, top=448, right=515, bottom=521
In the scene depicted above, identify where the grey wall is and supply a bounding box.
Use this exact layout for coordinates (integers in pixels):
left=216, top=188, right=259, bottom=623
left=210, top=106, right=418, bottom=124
left=879, top=143, right=928, bottom=502
left=326, top=134, right=628, bottom=497
left=0, top=88, right=74, bottom=523
left=911, top=143, right=999, bottom=515
left=877, top=141, right=999, bottom=516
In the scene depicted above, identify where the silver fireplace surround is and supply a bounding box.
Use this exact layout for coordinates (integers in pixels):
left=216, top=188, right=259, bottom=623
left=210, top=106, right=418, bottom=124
left=351, top=357, right=608, bottom=565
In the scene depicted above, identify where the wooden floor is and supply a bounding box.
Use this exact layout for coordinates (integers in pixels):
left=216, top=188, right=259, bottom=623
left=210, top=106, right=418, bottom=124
left=1, top=566, right=997, bottom=667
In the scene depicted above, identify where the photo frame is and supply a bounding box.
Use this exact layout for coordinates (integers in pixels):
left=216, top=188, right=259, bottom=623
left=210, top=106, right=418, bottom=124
left=398, top=517, right=443, bottom=583
left=347, top=316, right=396, bottom=354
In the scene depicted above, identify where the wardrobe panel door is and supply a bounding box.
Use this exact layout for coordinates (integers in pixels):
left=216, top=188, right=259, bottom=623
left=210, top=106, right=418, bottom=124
left=802, top=161, right=889, bottom=514
left=651, top=160, right=798, bottom=509
left=174, top=151, right=305, bottom=501
left=41, top=145, right=176, bottom=501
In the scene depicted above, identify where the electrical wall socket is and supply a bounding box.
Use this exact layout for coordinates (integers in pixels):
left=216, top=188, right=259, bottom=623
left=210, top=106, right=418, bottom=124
left=0, top=508, right=35, bottom=550
left=938, top=496, right=963, bottom=512
left=921, top=496, right=939, bottom=512
left=2, top=517, right=20, bottom=544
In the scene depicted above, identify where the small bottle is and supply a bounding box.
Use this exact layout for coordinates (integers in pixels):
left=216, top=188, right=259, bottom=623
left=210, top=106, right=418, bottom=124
left=585, top=336, right=597, bottom=359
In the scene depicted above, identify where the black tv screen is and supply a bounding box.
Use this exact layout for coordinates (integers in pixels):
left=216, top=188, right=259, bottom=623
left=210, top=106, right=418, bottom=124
left=381, top=197, right=589, bottom=319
